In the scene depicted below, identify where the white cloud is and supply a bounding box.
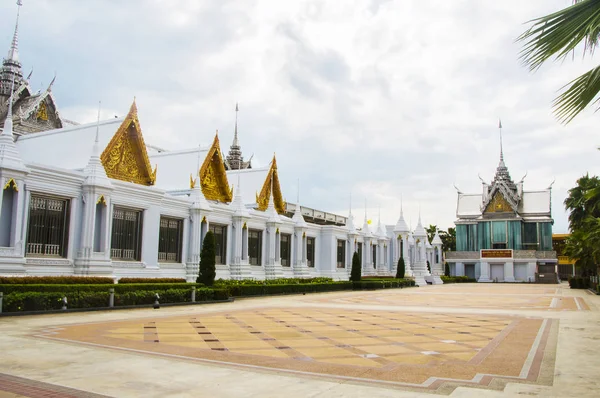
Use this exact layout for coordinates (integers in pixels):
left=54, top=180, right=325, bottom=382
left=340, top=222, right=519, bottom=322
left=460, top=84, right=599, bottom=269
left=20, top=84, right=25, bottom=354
left=2, top=0, right=598, bottom=234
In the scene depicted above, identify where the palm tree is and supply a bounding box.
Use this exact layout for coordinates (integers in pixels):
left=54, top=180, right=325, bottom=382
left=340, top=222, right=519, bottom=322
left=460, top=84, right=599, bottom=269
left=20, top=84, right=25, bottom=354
left=518, top=0, right=600, bottom=123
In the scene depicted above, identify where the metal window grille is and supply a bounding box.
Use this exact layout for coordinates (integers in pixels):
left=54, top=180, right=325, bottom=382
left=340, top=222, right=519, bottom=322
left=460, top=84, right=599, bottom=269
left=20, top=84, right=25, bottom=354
left=209, top=224, right=227, bottom=265
left=158, top=217, right=183, bottom=262
left=248, top=229, right=262, bottom=266
left=337, top=239, right=345, bottom=268
left=280, top=233, right=291, bottom=266
left=26, top=195, right=70, bottom=257
left=307, top=237, right=315, bottom=267
left=110, top=207, right=142, bottom=260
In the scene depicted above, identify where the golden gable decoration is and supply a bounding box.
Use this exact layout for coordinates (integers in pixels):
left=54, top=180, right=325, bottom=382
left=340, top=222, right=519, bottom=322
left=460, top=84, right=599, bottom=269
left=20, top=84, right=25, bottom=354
left=198, top=133, right=233, bottom=202
left=485, top=192, right=513, bottom=213
left=256, top=155, right=286, bottom=214
left=36, top=102, right=48, bottom=121
left=100, top=100, right=157, bottom=186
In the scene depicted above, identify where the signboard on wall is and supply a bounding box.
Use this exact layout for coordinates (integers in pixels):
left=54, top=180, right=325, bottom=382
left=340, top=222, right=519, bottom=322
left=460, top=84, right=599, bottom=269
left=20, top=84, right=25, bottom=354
left=481, top=249, right=513, bottom=258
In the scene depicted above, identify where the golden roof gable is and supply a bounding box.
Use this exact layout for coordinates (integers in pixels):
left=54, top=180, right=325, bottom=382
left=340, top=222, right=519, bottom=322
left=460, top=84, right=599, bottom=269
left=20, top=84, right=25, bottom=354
left=100, top=100, right=157, bottom=186
left=198, top=133, right=233, bottom=202
left=256, top=155, right=286, bottom=214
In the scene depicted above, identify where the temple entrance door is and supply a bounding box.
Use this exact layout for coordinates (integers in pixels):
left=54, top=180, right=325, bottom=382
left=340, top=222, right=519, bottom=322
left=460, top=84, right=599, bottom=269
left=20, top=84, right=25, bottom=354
left=490, top=264, right=504, bottom=282
left=465, top=264, right=475, bottom=279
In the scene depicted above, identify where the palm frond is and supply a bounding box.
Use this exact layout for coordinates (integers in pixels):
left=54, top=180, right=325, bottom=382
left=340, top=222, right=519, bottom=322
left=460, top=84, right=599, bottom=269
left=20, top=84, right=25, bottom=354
left=553, top=64, right=600, bottom=123
left=517, top=0, right=600, bottom=71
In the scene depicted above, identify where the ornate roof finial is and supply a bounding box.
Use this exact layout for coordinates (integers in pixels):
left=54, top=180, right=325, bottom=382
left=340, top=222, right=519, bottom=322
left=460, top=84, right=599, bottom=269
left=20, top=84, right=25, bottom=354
left=498, top=118, right=504, bottom=163
left=7, top=1, right=22, bottom=63
left=225, top=103, right=251, bottom=170
left=233, top=102, right=239, bottom=147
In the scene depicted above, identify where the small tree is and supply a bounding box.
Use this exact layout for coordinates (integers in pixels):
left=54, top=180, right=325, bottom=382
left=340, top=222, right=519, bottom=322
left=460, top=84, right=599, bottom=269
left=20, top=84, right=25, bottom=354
left=350, top=252, right=361, bottom=282
left=396, top=256, right=405, bottom=279
left=444, top=262, right=450, bottom=277
left=427, top=260, right=431, bottom=273
left=198, top=231, right=216, bottom=286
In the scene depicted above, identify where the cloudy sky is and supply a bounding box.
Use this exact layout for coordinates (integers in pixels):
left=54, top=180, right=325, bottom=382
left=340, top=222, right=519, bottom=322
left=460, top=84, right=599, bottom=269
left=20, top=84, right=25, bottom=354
left=2, top=0, right=599, bottom=233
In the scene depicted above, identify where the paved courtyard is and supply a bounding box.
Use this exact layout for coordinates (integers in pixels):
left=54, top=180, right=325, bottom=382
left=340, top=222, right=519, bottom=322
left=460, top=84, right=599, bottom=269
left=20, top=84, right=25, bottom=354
left=0, top=283, right=598, bottom=397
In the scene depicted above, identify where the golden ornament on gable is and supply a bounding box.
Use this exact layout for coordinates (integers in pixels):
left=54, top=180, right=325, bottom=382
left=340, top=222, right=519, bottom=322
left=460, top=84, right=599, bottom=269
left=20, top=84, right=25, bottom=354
left=485, top=192, right=513, bottom=213
left=36, top=102, right=48, bottom=121
left=198, top=133, right=233, bottom=203
left=256, top=155, right=286, bottom=214
left=100, top=100, right=157, bottom=186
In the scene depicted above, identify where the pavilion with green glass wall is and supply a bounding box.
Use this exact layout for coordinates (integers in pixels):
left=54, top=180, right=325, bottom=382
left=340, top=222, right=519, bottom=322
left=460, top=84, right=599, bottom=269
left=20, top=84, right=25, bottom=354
left=446, top=149, right=557, bottom=283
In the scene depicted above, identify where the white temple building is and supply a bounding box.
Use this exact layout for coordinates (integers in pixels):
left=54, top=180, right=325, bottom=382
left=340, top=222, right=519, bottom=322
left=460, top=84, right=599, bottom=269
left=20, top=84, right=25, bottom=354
left=0, top=2, right=444, bottom=284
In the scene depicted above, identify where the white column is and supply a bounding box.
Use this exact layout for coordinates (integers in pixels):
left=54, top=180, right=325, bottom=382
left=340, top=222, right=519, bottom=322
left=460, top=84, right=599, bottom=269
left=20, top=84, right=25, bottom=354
left=479, top=261, right=490, bottom=282
left=504, top=260, right=515, bottom=282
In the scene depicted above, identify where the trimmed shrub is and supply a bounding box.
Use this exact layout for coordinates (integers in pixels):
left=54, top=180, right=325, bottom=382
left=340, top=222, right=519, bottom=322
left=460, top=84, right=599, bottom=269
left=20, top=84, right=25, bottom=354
left=350, top=252, right=361, bottom=282
left=199, top=231, right=216, bottom=286
left=444, top=262, right=450, bottom=277
left=426, top=260, right=431, bottom=273
left=0, top=276, right=114, bottom=285
left=118, top=278, right=187, bottom=284
left=568, top=277, right=591, bottom=289
left=396, top=257, right=405, bottom=279
left=1, top=287, right=226, bottom=313
left=0, top=283, right=204, bottom=295
left=441, top=276, right=476, bottom=283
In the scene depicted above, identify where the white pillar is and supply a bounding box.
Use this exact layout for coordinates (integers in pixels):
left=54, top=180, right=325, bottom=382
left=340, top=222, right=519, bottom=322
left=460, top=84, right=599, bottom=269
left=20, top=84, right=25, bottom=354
left=479, top=261, right=490, bottom=282
left=504, top=260, right=515, bottom=282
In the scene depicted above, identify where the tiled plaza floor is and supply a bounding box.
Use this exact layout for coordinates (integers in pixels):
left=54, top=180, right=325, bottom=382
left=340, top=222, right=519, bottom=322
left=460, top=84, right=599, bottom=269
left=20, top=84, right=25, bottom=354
left=1, top=283, right=598, bottom=397
left=38, top=308, right=555, bottom=392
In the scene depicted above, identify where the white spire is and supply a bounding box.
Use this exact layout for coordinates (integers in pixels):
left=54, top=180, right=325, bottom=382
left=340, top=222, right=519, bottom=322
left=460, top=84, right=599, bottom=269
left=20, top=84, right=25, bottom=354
left=0, top=76, right=27, bottom=173
left=83, top=101, right=111, bottom=187
left=7, top=1, right=22, bottom=62
left=231, top=172, right=249, bottom=217
left=293, top=178, right=307, bottom=227
left=362, top=198, right=371, bottom=237
left=414, top=208, right=426, bottom=237
left=346, top=191, right=356, bottom=233
left=394, top=194, right=409, bottom=233
left=376, top=206, right=386, bottom=237
left=432, top=230, right=443, bottom=245
left=266, top=172, right=280, bottom=223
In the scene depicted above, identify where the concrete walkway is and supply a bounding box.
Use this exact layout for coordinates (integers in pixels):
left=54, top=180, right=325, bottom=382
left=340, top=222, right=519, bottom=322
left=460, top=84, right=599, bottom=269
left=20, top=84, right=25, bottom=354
left=0, top=283, right=598, bottom=397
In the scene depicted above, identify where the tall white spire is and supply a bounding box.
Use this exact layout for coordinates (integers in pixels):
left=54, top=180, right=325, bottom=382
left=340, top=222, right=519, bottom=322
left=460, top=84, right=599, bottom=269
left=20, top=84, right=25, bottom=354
left=0, top=77, right=26, bottom=172
left=83, top=101, right=111, bottom=187
left=232, top=172, right=249, bottom=217
left=7, top=1, right=22, bottom=62
left=266, top=173, right=281, bottom=223
left=292, top=178, right=307, bottom=227
left=362, top=198, right=371, bottom=237
left=394, top=194, right=409, bottom=233
left=346, top=191, right=356, bottom=233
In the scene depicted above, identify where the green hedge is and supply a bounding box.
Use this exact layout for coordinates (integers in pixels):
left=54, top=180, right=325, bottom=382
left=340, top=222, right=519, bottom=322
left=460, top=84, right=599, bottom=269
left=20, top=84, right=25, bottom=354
left=1, top=287, right=226, bottom=313
left=0, top=283, right=204, bottom=295
left=353, top=279, right=415, bottom=290
left=441, top=276, right=477, bottom=283
left=0, top=276, right=115, bottom=285
left=214, top=277, right=334, bottom=287
left=568, top=277, right=592, bottom=289
left=221, top=282, right=353, bottom=297
left=117, top=278, right=187, bottom=284
left=218, top=279, right=415, bottom=296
